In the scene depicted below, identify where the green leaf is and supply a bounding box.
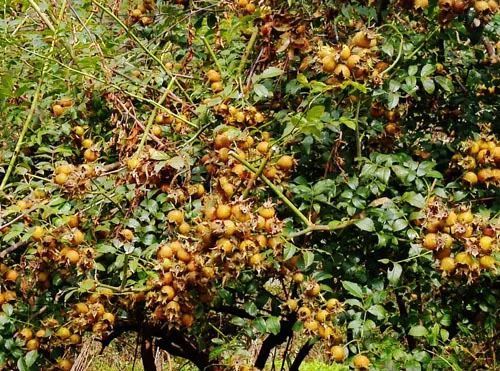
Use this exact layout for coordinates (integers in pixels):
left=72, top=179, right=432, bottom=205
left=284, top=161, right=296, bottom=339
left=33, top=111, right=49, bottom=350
left=252, top=67, right=284, bottom=82
left=355, top=218, right=375, bottom=232
left=435, top=76, right=454, bottom=93
left=25, top=350, right=38, bottom=368
left=388, top=262, right=402, bottom=285
left=409, top=325, right=428, bottom=337
left=302, top=251, right=315, bottom=269
left=342, top=281, right=364, bottom=298
left=253, top=83, right=270, bottom=98
left=368, top=304, right=387, bottom=320
left=266, top=316, right=281, bottom=335
left=283, top=243, right=297, bottom=261
left=403, top=192, right=425, bottom=208
left=408, top=65, right=418, bottom=76
left=306, top=106, right=325, bottom=122
left=420, top=64, right=435, bottom=77
left=421, top=77, right=435, bottom=94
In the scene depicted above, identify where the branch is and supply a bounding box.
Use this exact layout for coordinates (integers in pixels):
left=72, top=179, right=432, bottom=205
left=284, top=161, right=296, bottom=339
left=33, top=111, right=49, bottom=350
left=254, top=316, right=296, bottom=370
left=212, top=305, right=255, bottom=319
left=0, top=241, right=28, bottom=259
left=290, top=339, right=317, bottom=371
left=285, top=218, right=358, bottom=239
left=230, top=152, right=311, bottom=227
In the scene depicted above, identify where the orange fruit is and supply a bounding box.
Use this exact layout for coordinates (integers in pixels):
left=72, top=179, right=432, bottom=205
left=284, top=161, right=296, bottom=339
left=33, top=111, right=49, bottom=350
left=330, top=345, right=346, bottom=362
left=353, top=354, right=371, bottom=369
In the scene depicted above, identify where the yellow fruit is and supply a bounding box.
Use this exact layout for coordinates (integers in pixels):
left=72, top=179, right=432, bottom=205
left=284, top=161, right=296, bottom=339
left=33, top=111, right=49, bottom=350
left=249, top=253, right=263, bottom=266
left=74, top=302, right=89, bottom=314
left=206, top=69, right=222, bottom=83
left=469, top=141, right=480, bottom=155
left=19, top=328, right=33, bottom=340
left=181, top=313, right=194, bottom=327
left=73, top=229, right=85, bottom=245
left=353, top=354, right=371, bottom=369
left=257, top=141, right=270, bottom=154
left=65, top=249, right=80, bottom=265
left=82, top=138, right=93, bottom=149
left=56, top=327, right=71, bottom=340
left=176, top=246, right=192, bottom=263
left=306, top=282, right=321, bottom=297
left=479, top=236, right=493, bottom=251
left=326, top=298, right=340, bottom=311
left=346, top=54, right=361, bottom=69
left=32, top=226, right=45, bottom=241
left=475, top=0, right=490, bottom=11
left=245, top=3, right=256, bottom=12
left=254, top=112, right=265, bottom=123
left=161, top=285, right=175, bottom=300
left=322, top=54, right=337, bottom=73
left=440, top=257, right=456, bottom=272
left=351, top=31, right=371, bottom=48
left=121, top=228, right=134, bottom=241
left=58, top=359, right=73, bottom=371
left=103, top=312, right=115, bottom=324
left=216, top=204, right=232, bottom=220
left=304, top=320, right=319, bottom=331
left=286, top=299, right=298, bottom=311
left=477, top=168, right=493, bottom=183
left=445, top=211, right=457, bottom=226
left=330, top=345, right=346, bottom=362
left=52, top=104, right=65, bottom=117
left=298, top=306, right=311, bottom=318
left=127, top=157, right=140, bottom=170
left=277, top=155, right=294, bottom=170
left=292, top=272, right=304, bottom=283
left=167, top=209, right=184, bottom=225
left=54, top=173, right=68, bottom=185
left=259, top=207, right=275, bottom=219
left=151, top=124, right=163, bottom=137
left=178, top=222, right=191, bottom=235
left=4, top=269, right=18, bottom=282
left=479, top=255, right=495, bottom=269
left=334, top=64, right=351, bottom=79
left=441, top=233, right=454, bottom=249
left=423, top=233, right=438, bottom=250
left=74, top=126, right=85, bottom=136
left=414, top=0, right=429, bottom=9
left=340, top=45, right=351, bottom=60
left=315, top=309, right=328, bottom=322
left=83, top=149, right=98, bottom=162
left=26, top=339, right=39, bottom=350
left=455, top=252, right=472, bottom=265
left=211, top=81, right=223, bottom=93
left=69, top=333, right=81, bottom=344
left=458, top=210, right=474, bottom=224
left=463, top=171, right=478, bottom=185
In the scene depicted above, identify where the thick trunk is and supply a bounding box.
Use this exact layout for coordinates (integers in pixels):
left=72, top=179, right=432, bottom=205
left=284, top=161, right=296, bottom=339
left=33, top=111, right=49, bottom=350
left=141, top=336, right=157, bottom=371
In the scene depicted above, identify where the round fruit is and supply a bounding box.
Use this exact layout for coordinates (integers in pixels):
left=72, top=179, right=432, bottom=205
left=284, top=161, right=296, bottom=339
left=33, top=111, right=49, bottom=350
left=286, top=299, right=298, bottom=311
left=292, top=272, right=304, bottom=283
left=216, top=204, right=232, bottom=219
left=211, top=82, right=223, bottom=93
left=257, top=141, right=270, bottom=154
left=330, top=345, right=346, bottom=362
left=463, top=172, right=478, bottom=185
left=82, top=138, right=93, bottom=149
left=167, top=209, right=184, bottom=224
left=73, top=229, right=85, bottom=245
left=334, top=64, right=351, bottom=79
left=206, top=69, right=221, bottom=83
left=340, top=45, right=351, bottom=60
left=74, top=126, right=85, bottom=136
left=54, top=173, right=68, bottom=185
left=57, top=359, right=73, bottom=371
left=479, top=255, right=495, bottom=269
left=259, top=207, right=275, bottom=219
left=181, top=313, right=194, bottom=327
left=440, top=257, right=456, bottom=272
left=32, top=226, right=45, bottom=241
left=83, top=149, right=98, bottom=162
left=353, top=354, right=370, bottom=369
left=306, top=282, right=321, bottom=297
left=19, top=328, right=33, bottom=340
left=423, top=233, right=438, bottom=250
left=56, top=326, right=71, bottom=339
left=277, top=155, right=294, bottom=170
left=162, top=285, right=175, bottom=300
left=249, top=253, right=263, bottom=266
left=315, top=309, right=328, bottom=322
left=346, top=54, right=361, bottom=69
left=26, top=339, right=40, bottom=350
left=352, top=31, right=371, bottom=48
left=52, top=104, right=64, bottom=116
left=103, top=312, right=115, bottom=324
left=322, top=54, right=336, bottom=73
left=458, top=210, right=474, bottom=224
left=477, top=169, right=493, bottom=183
left=121, top=228, right=134, bottom=241
left=176, top=247, right=192, bottom=263
left=4, top=269, right=18, bottom=282
left=151, top=124, right=163, bottom=137
left=69, top=334, right=81, bottom=344
left=445, top=211, right=457, bottom=226
left=304, top=320, right=319, bottom=331
left=65, top=249, right=80, bottom=264
left=326, top=298, right=340, bottom=311
left=74, top=302, right=89, bottom=314
left=178, top=222, right=191, bottom=235
left=157, top=245, right=173, bottom=259
left=479, top=236, right=493, bottom=251
left=127, top=157, right=140, bottom=170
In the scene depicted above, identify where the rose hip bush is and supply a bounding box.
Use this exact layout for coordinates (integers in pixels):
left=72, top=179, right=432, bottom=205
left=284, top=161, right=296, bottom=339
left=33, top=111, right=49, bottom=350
left=0, top=1, right=498, bottom=370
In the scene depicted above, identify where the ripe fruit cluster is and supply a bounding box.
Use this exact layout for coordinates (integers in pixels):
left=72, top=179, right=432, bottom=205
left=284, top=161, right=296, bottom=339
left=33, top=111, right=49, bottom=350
left=214, top=103, right=265, bottom=127
left=452, top=135, right=500, bottom=188
left=438, top=0, right=499, bottom=24
left=52, top=162, right=98, bottom=194
left=128, top=0, right=155, bottom=26
left=51, top=97, right=73, bottom=117
left=235, top=0, right=256, bottom=14
left=317, top=30, right=386, bottom=84
left=420, top=199, right=497, bottom=280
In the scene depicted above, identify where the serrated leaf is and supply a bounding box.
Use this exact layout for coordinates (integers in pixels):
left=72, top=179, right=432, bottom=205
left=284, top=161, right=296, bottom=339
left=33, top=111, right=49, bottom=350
left=283, top=243, right=297, bottom=261
left=342, top=281, right=364, bottom=298
left=302, top=251, right=315, bottom=269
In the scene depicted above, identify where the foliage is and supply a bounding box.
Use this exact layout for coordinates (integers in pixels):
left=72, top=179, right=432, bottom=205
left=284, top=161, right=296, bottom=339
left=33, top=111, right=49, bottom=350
left=0, top=0, right=499, bottom=370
